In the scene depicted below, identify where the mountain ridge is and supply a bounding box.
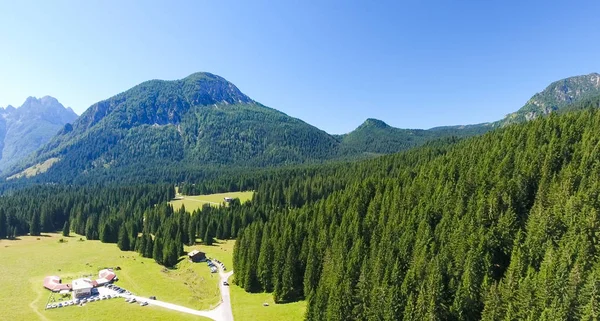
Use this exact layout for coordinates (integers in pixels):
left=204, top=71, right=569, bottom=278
left=8, top=71, right=600, bottom=183
left=0, top=96, right=78, bottom=172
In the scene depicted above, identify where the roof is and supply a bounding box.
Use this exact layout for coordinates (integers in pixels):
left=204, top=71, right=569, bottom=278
left=43, top=276, right=71, bottom=292
left=72, top=278, right=93, bottom=291
left=188, top=250, right=205, bottom=257
left=98, top=269, right=116, bottom=281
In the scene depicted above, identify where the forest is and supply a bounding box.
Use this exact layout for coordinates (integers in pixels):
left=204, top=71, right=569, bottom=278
left=232, top=106, right=600, bottom=320
left=2, top=99, right=600, bottom=320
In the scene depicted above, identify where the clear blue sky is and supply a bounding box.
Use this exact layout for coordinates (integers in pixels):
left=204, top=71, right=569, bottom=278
left=1, top=0, right=600, bottom=134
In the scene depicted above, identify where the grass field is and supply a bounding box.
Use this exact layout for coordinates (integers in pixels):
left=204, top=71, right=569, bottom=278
left=230, top=282, right=306, bottom=321
left=1, top=230, right=305, bottom=321
left=170, top=191, right=254, bottom=212
left=0, top=234, right=215, bottom=321
left=190, top=240, right=306, bottom=321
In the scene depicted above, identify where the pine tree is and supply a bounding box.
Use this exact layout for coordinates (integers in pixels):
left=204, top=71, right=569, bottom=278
left=204, top=228, right=213, bottom=246
left=118, top=225, right=130, bottom=251
left=143, top=234, right=154, bottom=258
left=153, top=236, right=164, bottom=265
left=62, top=220, right=70, bottom=237
left=187, top=218, right=196, bottom=245
left=0, top=209, right=7, bottom=239
left=29, top=211, right=41, bottom=236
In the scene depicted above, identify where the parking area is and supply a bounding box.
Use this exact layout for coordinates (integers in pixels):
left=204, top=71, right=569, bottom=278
left=45, top=283, right=139, bottom=310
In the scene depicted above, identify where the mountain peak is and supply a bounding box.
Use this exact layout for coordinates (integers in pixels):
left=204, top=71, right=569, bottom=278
left=358, top=118, right=390, bottom=129
left=500, top=72, right=600, bottom=126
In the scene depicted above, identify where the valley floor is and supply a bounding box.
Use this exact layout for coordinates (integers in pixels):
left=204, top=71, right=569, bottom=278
left=0, top=232, right=305, bottom=321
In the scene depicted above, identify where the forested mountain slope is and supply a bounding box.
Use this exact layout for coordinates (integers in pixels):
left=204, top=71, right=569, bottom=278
left=15, top=72, right=340, bottom=181
left=232, top=103, right=600, bottom=320
left=500, top=72, right=600, bottom=126
left=338, top=118, right=490, bottom=156
left=0, top=96, right=77, bottom=172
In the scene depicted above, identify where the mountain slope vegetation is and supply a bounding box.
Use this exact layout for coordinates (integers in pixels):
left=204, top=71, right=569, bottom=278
left=339, top=118, right=490, bottom=156
left=18, top=73, right=339, bottom=181
left=500, top=72, right=600, bottom=125
left=231, top=101, right=600, bottom=320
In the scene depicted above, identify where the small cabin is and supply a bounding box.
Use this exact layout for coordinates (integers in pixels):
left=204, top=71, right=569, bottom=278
left=188, top=250, right=206, bottom=263
left=224, top=197, right=233, bottom=203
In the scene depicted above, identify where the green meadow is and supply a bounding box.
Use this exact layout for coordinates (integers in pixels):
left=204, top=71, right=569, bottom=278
left=170, top=191, right=254, bottom=212
left=1, top=220, right=305, bottom=321
left=0, top=234, right=215, bottom=321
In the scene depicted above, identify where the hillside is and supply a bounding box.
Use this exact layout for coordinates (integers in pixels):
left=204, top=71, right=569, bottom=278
left=500, top=72, right=600, bottom=125
left=339, top=118, right=490, bottom=156
left=10, top=72, right=600, bottom=184
left=232, top=103, right=600, bottom=320
left=15, top=73, right=340, bottom=181
left=0, top=96, right=77, bottom=172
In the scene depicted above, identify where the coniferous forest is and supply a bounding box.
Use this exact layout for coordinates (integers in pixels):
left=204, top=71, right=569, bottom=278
left=2, top=101, right=600, bottom=319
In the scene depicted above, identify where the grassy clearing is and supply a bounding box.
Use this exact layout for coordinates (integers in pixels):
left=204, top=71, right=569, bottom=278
left=186, top=239, right=235, bottom=270
left=0, top=234, right=214, bottom=321
left=230, top=283, right=307, bottom=321
left=7, top=157, right=60, bottom=180
left=191, top=240, right=306, bottom=321
left=0, top=232, right=305, bottom=321
left=170, top=191, right=254, bottom=212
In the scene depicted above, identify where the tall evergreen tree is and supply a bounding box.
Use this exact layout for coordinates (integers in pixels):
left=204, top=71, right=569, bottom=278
left=29, top=211, right=41, bottom=236
left=62, top=220, right=70, bottom=237
left=0, top=208, right=7, bottom=239
left=118, top=225, right=130, bottom=251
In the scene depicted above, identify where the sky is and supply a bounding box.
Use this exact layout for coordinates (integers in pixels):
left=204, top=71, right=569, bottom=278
left=1, top=1, right=600, bottom=134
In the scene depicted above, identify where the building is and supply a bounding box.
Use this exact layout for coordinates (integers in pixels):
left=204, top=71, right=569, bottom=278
left=188, top=250, right=206, bottom=262
left=43, top=276, right=71, bottom=292
left=224, top=197, right=233, bottom=203
left=72, top=278, right=93, bottom=299
left=95, top=269, right=117, bottom=286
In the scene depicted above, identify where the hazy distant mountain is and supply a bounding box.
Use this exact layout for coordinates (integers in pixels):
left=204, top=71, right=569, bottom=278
left=0, top=96, right=77, bottom=172
left=500, top=73, right=600, bottom=126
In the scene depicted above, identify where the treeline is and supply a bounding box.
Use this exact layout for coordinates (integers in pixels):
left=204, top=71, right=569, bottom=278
left=0, top=184, right=173, bottom=240
left=233, top=107, right=600, bottom=320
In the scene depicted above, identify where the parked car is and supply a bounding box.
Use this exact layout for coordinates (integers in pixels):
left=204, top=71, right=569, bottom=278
left=140, top=301, right=148, bottom=306
left=223, top=281, right=229, bottom=286
left=129, top=298, right=137, bottom=304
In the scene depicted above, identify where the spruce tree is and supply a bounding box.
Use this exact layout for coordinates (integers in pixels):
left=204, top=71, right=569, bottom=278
left=187, top=219, right=196, bottom=245
left=0, top=209, right=7, bottom=239
left=62, top=220, right=70, bottom=237
left=29, top=211, right=41, bottom=236
left=118, top=226, right=130, bottom=251
left=144, top=234, right=154, bottom=258
left=153, top=236, right=163, bottom=264
left=204, top=228, right=213, bottom=245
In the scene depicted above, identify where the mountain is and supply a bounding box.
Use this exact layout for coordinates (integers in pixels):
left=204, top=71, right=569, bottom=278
left=500, top=72, right=600, bottom=126
left=232, top=103, right=600, bottom=321
left=338, top=118, right=491, bottom=156
left=338, top=72, right=600, bottom=157
left=0, top=96, right=77, bottom=172
left=10, top=72, right=600, bottom=183
left=14, top=73, right=340, bottom=180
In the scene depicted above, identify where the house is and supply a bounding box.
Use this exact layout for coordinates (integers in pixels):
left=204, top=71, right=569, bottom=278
left=95, top=268, right=117, bottom=286
left=43, top=276, right=71, bottom=292
left=188, top=250, right=206, bottom=262
left=224, top=197, right=233, bottom=203
left=72, top=278, right=93, bottom=298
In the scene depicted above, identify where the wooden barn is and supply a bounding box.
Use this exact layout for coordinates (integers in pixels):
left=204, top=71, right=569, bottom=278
left=188, top=250, right=206, bottom=263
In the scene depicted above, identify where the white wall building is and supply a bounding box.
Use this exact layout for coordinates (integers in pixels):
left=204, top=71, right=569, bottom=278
left=72, top=278, right=93, bottom=298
